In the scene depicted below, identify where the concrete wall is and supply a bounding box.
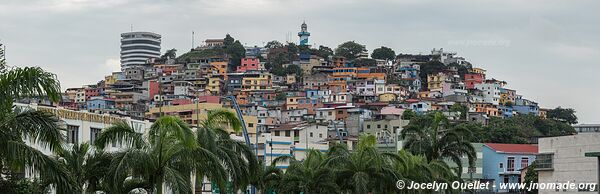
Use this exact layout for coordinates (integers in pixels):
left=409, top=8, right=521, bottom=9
left=538, top=134, right=600, bottom=194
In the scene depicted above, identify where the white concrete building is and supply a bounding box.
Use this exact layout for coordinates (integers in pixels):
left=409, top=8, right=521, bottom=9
left=120, top=31, right=161, bottom=68
left=574, top=124, right=600, bottom=133
left=537, top=133, right=600, bottom=193
left=474, top=82, right=501, bottom=105
left=17, top=103, right=152, bottom=181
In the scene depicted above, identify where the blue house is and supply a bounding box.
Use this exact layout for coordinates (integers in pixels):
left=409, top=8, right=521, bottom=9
left=86, top=98, right=115, bottom=111
left=482, top=143, right=537, bottom=193
left=513, top=97, right=539, bottom=115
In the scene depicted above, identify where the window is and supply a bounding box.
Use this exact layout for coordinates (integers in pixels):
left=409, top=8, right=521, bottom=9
left=309, top=132, right=313, bottom=137
left=499, top=162, right=503, bottom=169
left=90, top=128, right=101, bottom=144
left=367, top=125, right=371, bottom=129
left=319, top=133, right=323, bottom=138
left=248, top=123, right=254, bottom=127
left=536, top=153, right=554, bottom=170
left=275, top=131, right=280, bottom=136
left=503, top=176, right=509, bottom=184
left=507, top=157, right=515, bottom=171
left=285, top=131, right=290, bottom=137
left=377, top=124, right=381, bottom=128
left=521, top=157, right=529, bottom=169
left=67, top=125, right=79, bottom=145
left=328, top=112, right=332, bottom=116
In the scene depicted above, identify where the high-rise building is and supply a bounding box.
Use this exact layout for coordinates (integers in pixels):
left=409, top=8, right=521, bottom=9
left=297, top=21, right=310, bottom=46
left=120, top=31, right=161, bottom=68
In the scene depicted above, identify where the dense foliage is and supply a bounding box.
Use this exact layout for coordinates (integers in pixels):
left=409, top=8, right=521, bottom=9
left=0, top=65, right=78, bottom=192
left=547, top=107, right=578, bottom=124
left=371, top=46, right=396, bottom=61
left=261, top=134, right=461, bottom=194
left=335, top=41, right=366, bottom=61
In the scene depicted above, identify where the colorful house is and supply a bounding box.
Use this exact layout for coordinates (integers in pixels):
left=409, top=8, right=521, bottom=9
left=464, top=73, right=484, bottom=89
left=237, top=57, right=262, bottom=72
left=482, top=143, right=537, bottom=193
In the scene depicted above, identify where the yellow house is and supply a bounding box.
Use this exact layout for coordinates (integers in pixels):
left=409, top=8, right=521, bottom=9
left=470, top=67, right=486, bottom=75
left=207, top=76, right=223, bottom=95
left=286, top=74, right=296, bottom=84
left=427, top=72, right=448, bottom=91
left=242, top=73, right=272, bottom=91
left=104, top=72, right=120, bottom=85
left=146, top=103, right=258, bottom=134
left=378, top=93, right=397, bottom=102
left=210, top=61, right=228, bottom=79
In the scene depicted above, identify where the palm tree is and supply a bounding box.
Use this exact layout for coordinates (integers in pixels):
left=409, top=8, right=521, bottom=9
left=95, top=109, right=257, bottom=194
left=54, top=142, right=112, bottom=193
left=250, top=160, right=282, bottom=194
left=400, top=112, right=476, bottom=176
left=95, top=116, right=200, bottom=194
left=327, top=135, right=400, bottom=194
left=0, top=66, right=77, bottom=192
left=394, top=150, right=457, bottom=194
left=194, top=109, right=258, bottom=193
left=272, top=149, right=340, bottom=194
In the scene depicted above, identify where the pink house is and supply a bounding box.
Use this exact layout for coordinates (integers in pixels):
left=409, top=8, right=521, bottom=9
left=236, top=57, right=261, bottom=72
left=464, top=73, right=484, bottom=89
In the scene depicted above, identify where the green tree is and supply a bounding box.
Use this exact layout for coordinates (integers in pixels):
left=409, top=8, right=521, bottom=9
left=55, top=143, right=112, bottom=193
left=371, top=46, right=395, bottom=61
left=479, top=115, right=576, bottom=143
left=327, top=136, right=399, bottom=194
left=419, top=61, right=446, bottom=90
left=401, top=112, right=476, bottom=176
left=335, top=41, right=366, bottom=61
left=224, top=34, right=235, bottom=46
left=272, top=149, right=340, bottom=193
left=0, top=43, right=5, bottom=72
left=286, top=64, right=303, bottom=76
left=265, top=40, right=283, bottom=49
left=275, top=92, right=287, bottom=101
left=251, top=160, right=282, bottom=194
left=160, top=48, right=177, bottom=60
left=0, top=67, right=77, bottom=192
left=547, top=107, right=578, bottom=124
left=449, top=103, right=468, bottom=120
left=523, top=161, right=538, bottom=194
left=226, top=40, right=246, bottom=69
left=394, top=150, right=457, bottom=194
left=401, top=109, right=417, bottom=120
left=314, top=45, right=333, bottom=59
left=353, top=58, right=377, bottom=67
left=95, top=110, right=256, bottom=194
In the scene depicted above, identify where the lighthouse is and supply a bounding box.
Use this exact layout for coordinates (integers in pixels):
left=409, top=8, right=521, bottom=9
left=298, top=21, right=310, bottom=46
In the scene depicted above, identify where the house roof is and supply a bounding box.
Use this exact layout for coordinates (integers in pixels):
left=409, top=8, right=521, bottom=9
left=484, top=143, right=538, bottom=154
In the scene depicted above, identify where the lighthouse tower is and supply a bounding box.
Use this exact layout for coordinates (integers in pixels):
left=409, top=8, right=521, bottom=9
left=297, top=21, right=310, bottom=46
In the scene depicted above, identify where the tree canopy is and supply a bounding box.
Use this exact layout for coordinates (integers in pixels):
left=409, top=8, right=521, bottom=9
left=547, top=107, right=578, bottom=124
left=371, top=46, right=395, bottom=61
left=335, top=41, right=366, bottom=61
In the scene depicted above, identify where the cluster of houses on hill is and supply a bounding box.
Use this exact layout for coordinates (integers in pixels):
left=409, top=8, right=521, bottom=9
left=23, top=23, right=598, bottom=193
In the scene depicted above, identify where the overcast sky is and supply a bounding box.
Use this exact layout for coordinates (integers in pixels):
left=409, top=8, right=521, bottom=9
left=1, top=0, right=599, bottom=123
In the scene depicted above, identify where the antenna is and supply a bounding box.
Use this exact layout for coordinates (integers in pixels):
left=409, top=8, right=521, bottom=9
left=130, top=24, right=133, bottom=32
left=192, top=31, right=195, bottom=49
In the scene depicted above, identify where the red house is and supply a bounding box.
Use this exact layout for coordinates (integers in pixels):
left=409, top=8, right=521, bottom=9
left=464, top=73, right=484, bottom=89
left=236, top=57, right=261, bottom=72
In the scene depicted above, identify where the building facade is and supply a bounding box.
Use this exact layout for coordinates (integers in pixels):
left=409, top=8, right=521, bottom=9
left=537, top=134, right=600, bottom=193
left=120, top=31, right=161, bottom=68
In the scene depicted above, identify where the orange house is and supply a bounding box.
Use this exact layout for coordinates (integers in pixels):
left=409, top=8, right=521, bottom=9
left=210, top=61, right=228, bottom=79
